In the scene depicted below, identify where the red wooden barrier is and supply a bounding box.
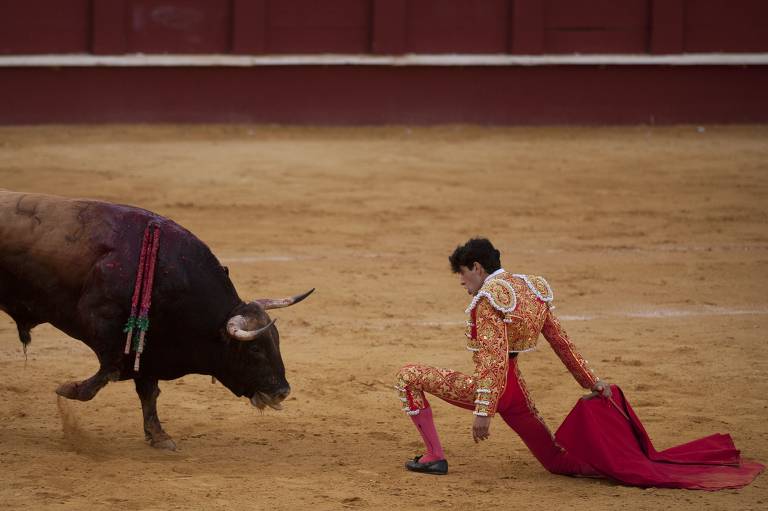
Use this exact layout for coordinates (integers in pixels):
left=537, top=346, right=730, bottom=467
left=127, top=0, right=230, bottom=54
left=0, top=0, right=90, bottom=54
left=650, top=0, right=684, bottom=54
left=405, top=0, right=508, bottom=54
left=371, top=0, right=407, bottom=55
left=1, top=65, right=765, bottom=124
left=232, top=0, right=267, bottom=54
left=686, top=0, right=768, bottom=52
left=2, top=0, right=767, bottom=56
left=93, top=0, right=128, bottom=55
left=544, top=0, right=648, bottom=53
left=0, top=0, right=766, bottom=124
left=265, top=0, right=371, bottom=54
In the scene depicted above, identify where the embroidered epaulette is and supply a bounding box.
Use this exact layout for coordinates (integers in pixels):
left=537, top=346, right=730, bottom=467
left=513, top=274, right=554, bottom=303
left=465, top=278, right=517, bottom=314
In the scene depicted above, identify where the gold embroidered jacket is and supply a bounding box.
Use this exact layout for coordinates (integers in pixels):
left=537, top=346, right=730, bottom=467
left=465, top=272, right=599, bottom=417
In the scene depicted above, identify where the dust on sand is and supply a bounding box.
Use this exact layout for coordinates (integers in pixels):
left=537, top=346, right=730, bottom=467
left=1, top=125, right=767, bottom=510
left=56, top=396, right=106, bottom=458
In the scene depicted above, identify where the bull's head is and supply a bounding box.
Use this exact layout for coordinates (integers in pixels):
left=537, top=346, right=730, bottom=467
left=219, top=288, right=314, bottom=411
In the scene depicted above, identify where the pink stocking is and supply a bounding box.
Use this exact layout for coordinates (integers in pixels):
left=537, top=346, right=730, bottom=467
left=410, top=406, right=445, bottom=463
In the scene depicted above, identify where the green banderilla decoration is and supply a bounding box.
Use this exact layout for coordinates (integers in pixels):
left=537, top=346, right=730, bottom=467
left=132, top=317, right=150, bottom=351
left=123, top=316, right=137, bottom=334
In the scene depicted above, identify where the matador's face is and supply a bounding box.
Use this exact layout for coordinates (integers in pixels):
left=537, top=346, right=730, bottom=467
left=457, top=263, right=488, bottom=296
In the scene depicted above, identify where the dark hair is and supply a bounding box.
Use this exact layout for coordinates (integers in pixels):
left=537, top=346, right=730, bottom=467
left=449, top=238, right=501, bottom=274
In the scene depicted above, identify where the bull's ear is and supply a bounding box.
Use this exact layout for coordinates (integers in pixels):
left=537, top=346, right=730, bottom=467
left=252, top=288, right=314, bottom=310
left=226, top=316, right=277, bottom=341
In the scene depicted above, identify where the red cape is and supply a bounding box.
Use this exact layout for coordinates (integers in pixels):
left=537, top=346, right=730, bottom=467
left=555, top=385, right=764, bottom=490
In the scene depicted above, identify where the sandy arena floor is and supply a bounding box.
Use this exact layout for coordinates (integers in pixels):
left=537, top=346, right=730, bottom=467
left=0, top=125, right=766, bottom=510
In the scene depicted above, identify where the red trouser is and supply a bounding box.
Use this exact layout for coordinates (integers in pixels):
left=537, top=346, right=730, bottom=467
left=397, top=357, right=592, bottom=475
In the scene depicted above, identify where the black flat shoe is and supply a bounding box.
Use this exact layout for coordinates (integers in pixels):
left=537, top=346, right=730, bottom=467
left=405, top=455, right=448, bottom=475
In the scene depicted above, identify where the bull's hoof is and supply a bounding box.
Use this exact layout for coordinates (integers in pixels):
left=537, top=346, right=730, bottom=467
left=150, top=437, right=177, bottom=451
left=55, top=382, right=93, bottom=401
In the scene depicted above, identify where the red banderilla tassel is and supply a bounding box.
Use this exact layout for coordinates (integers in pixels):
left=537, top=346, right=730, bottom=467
left=134, top=225, right=161, bottom=372
left=124, top=226, right=151, bottom=354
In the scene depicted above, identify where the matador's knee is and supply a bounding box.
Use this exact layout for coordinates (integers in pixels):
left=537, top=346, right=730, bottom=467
left=394, top=364, right=429, bottom=415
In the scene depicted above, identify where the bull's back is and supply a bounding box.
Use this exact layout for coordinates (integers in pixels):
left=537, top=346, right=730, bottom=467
left=0, top=191, right=114, bottom=287
left=1, top=190, right=238, bottom=343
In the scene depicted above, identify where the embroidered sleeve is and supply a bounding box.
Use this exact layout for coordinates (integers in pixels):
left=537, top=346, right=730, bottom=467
left=471, top=297, right=510, bottom=417
left=541, top=311, right=598, bottom=389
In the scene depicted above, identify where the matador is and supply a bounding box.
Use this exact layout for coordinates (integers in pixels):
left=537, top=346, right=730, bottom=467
left=395, top=238, right=611, bottom=475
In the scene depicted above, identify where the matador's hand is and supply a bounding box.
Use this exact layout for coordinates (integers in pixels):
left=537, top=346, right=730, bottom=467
left=472, top=415, right=492, bottom=443
left=592, top=379, right=612, bottom=398
left=583, top=379, right=612, bottom=400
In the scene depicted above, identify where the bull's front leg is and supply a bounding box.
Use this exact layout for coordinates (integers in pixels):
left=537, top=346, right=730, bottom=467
left=55, top=366, right=119, bottom=401
left=134, top=377, right=176, bottom=451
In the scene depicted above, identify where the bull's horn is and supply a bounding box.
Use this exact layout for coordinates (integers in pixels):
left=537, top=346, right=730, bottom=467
left=254, top=288, right=315, bottom=310
left=226, top=317, right=277, bottom=342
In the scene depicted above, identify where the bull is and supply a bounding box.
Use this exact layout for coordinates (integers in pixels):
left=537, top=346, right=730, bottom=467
left=0, top=190, right=312, bottom=450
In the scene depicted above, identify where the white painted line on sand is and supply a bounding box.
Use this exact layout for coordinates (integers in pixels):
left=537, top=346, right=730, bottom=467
left=219, top=244, right=768, bottom=264
left=220, top=252, right=397, bottom=263
left=623, top=308, right=768, bottom=318
left=221, top=255, right=319, bottom=263
left=409, top=307, right=768, bottom=327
